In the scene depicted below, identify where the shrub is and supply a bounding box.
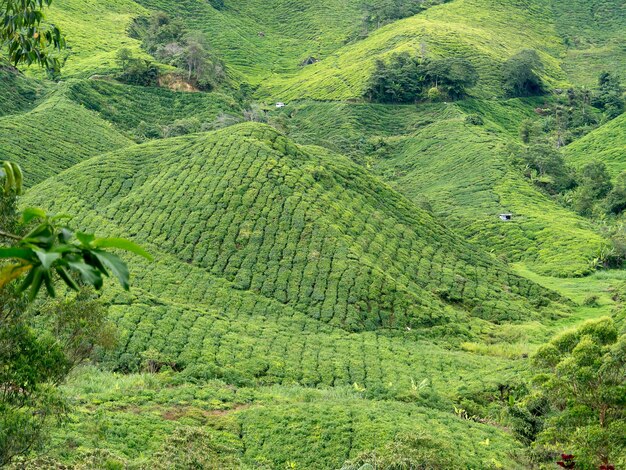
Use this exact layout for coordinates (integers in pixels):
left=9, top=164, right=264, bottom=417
left=465, top=114, right=484, bottom=125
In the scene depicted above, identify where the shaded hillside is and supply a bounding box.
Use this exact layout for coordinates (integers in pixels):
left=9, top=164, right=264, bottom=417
left=0, top=89, right=132, bottom=185
left=66, top=79, right=242, bottom=134
left=0, top=69, right=48, bottom=116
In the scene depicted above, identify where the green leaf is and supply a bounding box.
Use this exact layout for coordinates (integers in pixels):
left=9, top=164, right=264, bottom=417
left=55, top=266, right=80, bottom=291
left=28, top=267, right=44, bottom=301
left=93, top=250, right=130, bottom=290
left=43, top=271, right=56, bottom=297
left=0, top=247, right=34, bottom=260
left=93, top=237, right=152, bottom=260
left=76, top=232, right=96, bottom=247
left=22, top=207, right=46, bottom=224
left=34, top=249, right=61, bottom=269
left=67, top=261, right=102, bottom=289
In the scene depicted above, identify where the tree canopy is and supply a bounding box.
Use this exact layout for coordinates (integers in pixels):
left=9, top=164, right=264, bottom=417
left=502, top=49, right=545, bottom=97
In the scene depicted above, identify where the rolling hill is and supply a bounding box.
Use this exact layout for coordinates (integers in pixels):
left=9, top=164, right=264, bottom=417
left=2, top=0, right=625, bottom=467
left=20, top=123, right=566, bottom=467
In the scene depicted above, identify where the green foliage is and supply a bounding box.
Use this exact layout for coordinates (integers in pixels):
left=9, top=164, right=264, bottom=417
left=502, top=49, right=545, bottom=98
left=361, top=0, right=450, bottom=30
left=0, top=0, right=65, bottom=71
left=139, top=11, right=225, bottom=90
left=147, top=427, right=242, bottom=469
left=340, top=432, right=461, bottom=469
left=0, top=91, right=133, bottom=186
left=0, top=207, right=150, bottom=300
left=592, top=71, right=625, bottom=119
left=26, top=123, right=558, bottom=333
left=365, top=53, right=478, bottom=103
left=532, top=318, right=626, bottom=468
left=510, top=141, right=575, bottom=194
left=35, top=367, right=524, bottom=469
left=0, top=287, right=116, bottom=466
left=115, top=47, right=159, bottom=86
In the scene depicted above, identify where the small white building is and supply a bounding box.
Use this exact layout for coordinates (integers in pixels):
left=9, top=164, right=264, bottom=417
left=499, top=213, right=512, bottom=221
left=276, top=102, right=286, bottom=108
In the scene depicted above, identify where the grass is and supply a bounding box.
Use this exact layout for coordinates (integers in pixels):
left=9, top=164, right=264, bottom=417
left=40, top=366, right=525, bottom=469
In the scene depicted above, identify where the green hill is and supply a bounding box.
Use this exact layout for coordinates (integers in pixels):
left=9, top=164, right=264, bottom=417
left=551, top=0, right=626, bottom=86
left=259, top=0, right=567, bottom=100
left=20, top=123, right=568, bottom=467
left=564, top=113, right=626, bottom=176
left=0, top=88, right=133, bottom=185
left=3, top=0, right=625, bottom=467
left=27, top=123, right=558, bottom=332
left=281, top=100, right=606, bottom=276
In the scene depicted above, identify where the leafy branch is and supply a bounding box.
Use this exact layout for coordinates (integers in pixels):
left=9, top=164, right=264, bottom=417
left=0, top=207, right=151, bottom=300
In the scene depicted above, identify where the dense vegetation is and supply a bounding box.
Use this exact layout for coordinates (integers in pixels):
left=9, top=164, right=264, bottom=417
left=0, top=0, right=625, bottom=468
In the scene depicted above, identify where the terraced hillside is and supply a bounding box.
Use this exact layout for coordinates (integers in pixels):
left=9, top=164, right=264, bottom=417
left=564, top=113, right=626, bottom=176
left=27, top=123, right=558, bottom=333
left=260, top=0, right=567, bottom=100
left=551, top=0, right=626, bottom=85
left=0, top=88, right=133, bottom=185
left=3, top=0, right=625, bottom=467
left=281, top=100, right=606, bottom=276
left=19, top=123, right=568, bottom=467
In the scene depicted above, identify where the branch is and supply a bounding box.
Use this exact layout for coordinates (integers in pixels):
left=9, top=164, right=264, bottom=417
left=0, top=230, right=21, bottom=241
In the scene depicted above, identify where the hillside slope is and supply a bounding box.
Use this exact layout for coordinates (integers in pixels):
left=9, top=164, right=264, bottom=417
left=260, top=0, right=567, bottom=100
left=282, top=101, right=606, bottom=276
left=27, top=123, right=559, bottom=331
left=564, top=113, right=626, bottom=176
left=0, top=88, right=133, bottom=185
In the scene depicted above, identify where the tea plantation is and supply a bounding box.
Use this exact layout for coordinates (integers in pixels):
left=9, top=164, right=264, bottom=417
left=2, top=0, right=626, bottom=467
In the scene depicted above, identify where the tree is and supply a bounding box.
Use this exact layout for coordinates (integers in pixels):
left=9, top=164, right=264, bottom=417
left=0, top=289, right=115, bottom=465
left=115, top=48, right=159, bottom=87
left=502, top=49, right=545, bottom=97
left=0, top=163, right=150, bottom=465
left=511, top=142, right=575, bottom=194
left=532, top=318, right=626, bottom=469
left=425, top=57, right=478, bottom=100
left=592, top=72, right=624, bottom=120
left=571, top=161, right=612, bottom=216
left=365, top=53, right=478, bottom=103
left=606, top=171, right=626, bottom=215
left=0, top=0, right=65, bottom=71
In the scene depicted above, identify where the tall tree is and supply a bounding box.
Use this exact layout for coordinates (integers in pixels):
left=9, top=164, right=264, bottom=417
left=502, top=49, right=545, bottom=97
left=532, top=318, right=626, bottom=469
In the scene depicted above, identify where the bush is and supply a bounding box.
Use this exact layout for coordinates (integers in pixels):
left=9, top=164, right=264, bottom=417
left=465, top=114, right=484, bottom=125
left=162, top=117, right=201, bottom=138
left=115, top=48, right=159, bottom=87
